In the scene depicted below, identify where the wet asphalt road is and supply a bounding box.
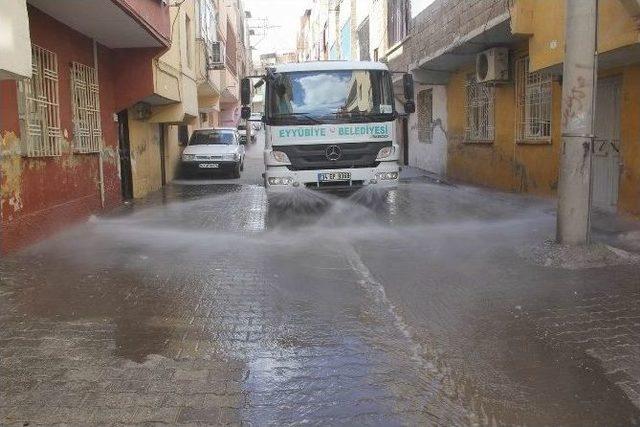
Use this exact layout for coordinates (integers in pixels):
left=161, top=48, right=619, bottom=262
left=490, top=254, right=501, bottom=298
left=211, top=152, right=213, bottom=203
left=1, top=131, right=640, bottom=426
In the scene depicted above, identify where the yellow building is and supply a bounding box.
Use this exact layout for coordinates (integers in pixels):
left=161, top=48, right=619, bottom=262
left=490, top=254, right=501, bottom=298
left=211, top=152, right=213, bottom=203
left=395, top=0, right=640, bottom=217
left=121, top=0, right=199, bottom=199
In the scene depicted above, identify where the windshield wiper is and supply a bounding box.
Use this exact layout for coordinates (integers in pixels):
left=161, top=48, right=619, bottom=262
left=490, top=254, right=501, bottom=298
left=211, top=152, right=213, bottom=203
left=274, top=113, right=323, bottom=125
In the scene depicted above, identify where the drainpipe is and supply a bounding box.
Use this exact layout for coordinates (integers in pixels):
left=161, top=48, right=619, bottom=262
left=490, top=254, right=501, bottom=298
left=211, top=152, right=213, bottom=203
left=556, top=0, right=598, bottom=245
left=93, top=39, right=106, bottom=208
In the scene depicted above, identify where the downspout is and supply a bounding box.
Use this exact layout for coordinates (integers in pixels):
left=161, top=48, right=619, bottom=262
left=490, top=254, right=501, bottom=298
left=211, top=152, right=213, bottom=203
left=93, top=39, right=106, bottom=208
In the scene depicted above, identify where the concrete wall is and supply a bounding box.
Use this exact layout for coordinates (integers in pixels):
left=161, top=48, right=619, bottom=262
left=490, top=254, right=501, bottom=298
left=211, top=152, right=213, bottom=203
left=0, top=0, right=32, bottom=80
left=368, top=0, right=387, bottom=59
left=164, top=125, right=183, bottom=181
left=445, top=62, right=563, bottom=195
left=0, top=6, right=121, bottom=253
left=512, top=0, right=640, bottom=72
left=444, top=61, right=640, bottom=217
left=153, top=0, right=198, bottom=119
left=408, top=84, right=447, bottom=175
left=388, top=0, right=508, bottom=71
left=616, top=64, right=640, bottom=217
left=127, top=116, right=163, bottom=198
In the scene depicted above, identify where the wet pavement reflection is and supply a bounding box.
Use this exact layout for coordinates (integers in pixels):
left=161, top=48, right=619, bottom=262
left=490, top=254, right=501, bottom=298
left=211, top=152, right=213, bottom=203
left=1, top=135, right=640, bottom=425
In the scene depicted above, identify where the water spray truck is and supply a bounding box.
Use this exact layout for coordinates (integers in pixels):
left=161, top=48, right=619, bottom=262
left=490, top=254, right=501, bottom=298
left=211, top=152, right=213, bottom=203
left=240, top=61, right=415, bottom=192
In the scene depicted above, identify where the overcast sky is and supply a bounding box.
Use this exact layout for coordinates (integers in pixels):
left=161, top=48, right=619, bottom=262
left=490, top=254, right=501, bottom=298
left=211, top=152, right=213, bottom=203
left=243, top=0, right=313, bottom=60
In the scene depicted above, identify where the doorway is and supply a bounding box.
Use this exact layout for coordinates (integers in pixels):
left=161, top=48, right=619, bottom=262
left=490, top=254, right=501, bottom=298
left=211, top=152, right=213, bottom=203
left=117, top=110, right=134, bottom=200
left=159, top=124, right=167, bottom=186
left=592, top=77, right=622, bottom=211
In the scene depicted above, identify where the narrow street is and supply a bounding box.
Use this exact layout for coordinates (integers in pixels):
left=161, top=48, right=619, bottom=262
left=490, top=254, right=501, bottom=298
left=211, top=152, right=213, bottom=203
left=1, top=131, right=639, bottom=426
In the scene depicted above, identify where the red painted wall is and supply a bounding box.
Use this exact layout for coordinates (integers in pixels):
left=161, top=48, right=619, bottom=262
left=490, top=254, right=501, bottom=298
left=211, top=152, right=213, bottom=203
left=0, top=7, right=122, bottom=253
left=115, top=0, right=171, bottom=46
left=112, top=48, right=159, bottom=111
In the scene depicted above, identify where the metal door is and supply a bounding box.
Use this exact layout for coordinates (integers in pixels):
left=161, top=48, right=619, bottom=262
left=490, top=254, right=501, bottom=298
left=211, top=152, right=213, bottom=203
left=592, top=78, right=622, bottom=211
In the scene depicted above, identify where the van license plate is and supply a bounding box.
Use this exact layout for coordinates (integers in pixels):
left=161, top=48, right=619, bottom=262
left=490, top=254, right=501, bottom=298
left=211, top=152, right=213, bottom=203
left=318, top=172, right=351, bottom=182
left=199, top=163, right=219, bottom=169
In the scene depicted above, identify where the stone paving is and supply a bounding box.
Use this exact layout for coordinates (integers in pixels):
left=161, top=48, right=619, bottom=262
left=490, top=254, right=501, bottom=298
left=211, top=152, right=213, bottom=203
left=1, top=137, right=640, bottom=425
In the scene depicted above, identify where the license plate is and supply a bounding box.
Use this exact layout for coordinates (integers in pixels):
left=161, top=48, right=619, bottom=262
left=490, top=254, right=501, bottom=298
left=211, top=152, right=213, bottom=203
left=318, top=172, right=351, bottom=182
left=199, top=163, right=219, bottom=169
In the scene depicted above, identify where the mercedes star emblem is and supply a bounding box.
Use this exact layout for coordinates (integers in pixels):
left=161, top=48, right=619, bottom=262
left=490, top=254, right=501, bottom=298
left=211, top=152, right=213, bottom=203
left=325, top=145, right=342, bottom=161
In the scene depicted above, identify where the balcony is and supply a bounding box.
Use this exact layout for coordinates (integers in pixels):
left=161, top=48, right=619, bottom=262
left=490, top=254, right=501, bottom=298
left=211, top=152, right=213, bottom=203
left=27, top=0, right=170, bottom=48
left=196, top=38, right=223, bottom=110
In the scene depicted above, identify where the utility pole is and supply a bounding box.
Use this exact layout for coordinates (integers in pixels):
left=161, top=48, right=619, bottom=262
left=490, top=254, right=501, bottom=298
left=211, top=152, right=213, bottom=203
left=556, top=0, right=598, bottom=245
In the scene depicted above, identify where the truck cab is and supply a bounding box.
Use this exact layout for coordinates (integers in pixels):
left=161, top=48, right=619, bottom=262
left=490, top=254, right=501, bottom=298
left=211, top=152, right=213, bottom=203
left=241, top=61, right=415, bottom=192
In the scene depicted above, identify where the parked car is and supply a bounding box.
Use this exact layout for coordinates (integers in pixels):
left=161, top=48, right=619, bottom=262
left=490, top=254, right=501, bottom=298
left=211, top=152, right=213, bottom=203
left=181, top=128, right=245, bottom=178
left=250, top=112, right=263, bottom=131
left=237, top=123, right=256, bottom=144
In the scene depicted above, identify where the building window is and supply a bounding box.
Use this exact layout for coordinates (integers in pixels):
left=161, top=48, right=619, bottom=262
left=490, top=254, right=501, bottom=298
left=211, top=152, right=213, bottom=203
left=417, top=89, right=433, bottom=143
left=17, top=44, right=62, bottom=157
left=185, top=15, right=193, bottom=69
left=388, top=0, right=410, bottom=46
left=464, top=74, right=495, bottom=142
left=70, top=62, right=102, bottom=153
left=515, top=56, right=553, bottom=142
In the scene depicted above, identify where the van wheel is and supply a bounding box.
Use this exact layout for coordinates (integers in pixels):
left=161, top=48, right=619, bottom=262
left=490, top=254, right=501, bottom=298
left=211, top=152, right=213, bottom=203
left=232, top=162, right=241, bottom=178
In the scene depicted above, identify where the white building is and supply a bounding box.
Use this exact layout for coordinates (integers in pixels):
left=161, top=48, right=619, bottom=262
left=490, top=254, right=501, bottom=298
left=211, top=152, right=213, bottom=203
left=0, top=0, right=32, bottom=80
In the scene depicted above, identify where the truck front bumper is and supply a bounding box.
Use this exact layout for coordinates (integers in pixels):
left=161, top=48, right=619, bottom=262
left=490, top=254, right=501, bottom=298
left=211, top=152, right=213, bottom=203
left=264, top=162, right=399, bottom=193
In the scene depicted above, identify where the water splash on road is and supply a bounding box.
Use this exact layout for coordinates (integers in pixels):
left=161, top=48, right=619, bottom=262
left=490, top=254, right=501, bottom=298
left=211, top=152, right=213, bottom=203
left=5, top=179, right=640, bottom=426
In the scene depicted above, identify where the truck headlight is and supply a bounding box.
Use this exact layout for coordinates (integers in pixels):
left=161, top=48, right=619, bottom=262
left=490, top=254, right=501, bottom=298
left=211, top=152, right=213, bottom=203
left=376, top=146, right=395, bottom=160
left=182, top=154, right=196, bottom=161
left=271, top=150, right=291, bottom=164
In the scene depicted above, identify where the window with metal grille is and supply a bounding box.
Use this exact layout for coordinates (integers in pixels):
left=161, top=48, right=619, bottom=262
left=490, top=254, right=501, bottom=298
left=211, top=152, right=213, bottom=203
left=209, top=40, right=225, bottom=67
left=417, top=89, right=433, bottom=143
left=464, top=74, right=495, bottom=142
left=70, top=62, right=102, bottom=153
left=17, top=44, right=62, bottom=157
left=515, top=56, right=552, bottom=142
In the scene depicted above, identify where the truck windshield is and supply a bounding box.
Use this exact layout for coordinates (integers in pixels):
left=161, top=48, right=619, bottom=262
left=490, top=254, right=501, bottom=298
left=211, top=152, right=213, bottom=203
left=189, top=130, right=235, bottom=145
left=267, top=70, right=394, bottom=124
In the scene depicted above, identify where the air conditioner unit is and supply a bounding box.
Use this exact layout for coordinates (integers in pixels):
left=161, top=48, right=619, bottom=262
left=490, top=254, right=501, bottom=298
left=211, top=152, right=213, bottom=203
left=476, top=47, right=509, bottom=83
left=207, top=41, right=225, bottom=70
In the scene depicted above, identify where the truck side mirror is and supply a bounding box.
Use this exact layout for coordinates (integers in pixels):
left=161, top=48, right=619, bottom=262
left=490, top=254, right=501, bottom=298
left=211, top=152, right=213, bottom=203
left=241, top=106, right=251, bottom=120
left=403, top=73, right=414, bottom=102
left=241, top=78, right=251, bottom=106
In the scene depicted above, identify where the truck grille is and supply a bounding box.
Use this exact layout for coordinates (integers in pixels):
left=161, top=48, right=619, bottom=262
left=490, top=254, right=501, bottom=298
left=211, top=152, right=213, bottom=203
left=275, top=141, right=392, bottom=171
